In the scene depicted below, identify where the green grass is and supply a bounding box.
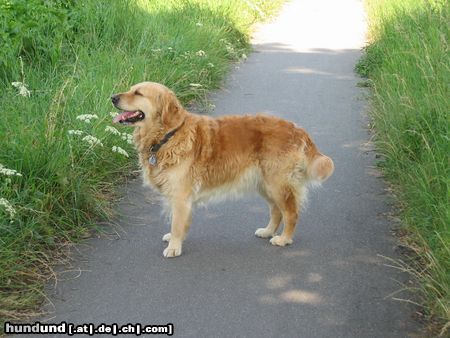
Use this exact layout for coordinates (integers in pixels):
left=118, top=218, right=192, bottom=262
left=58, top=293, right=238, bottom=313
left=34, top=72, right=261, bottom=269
left=0, top=0, right=284, bottom=330
left=357, top=0, right=449, bottom=334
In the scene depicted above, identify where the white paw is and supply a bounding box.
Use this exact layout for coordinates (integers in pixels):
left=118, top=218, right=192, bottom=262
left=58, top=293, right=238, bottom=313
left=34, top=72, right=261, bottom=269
left=163, top=244, right=182, bottom=258
left=270, top=235, right=293, bottom=247
left=255, top=228, right=274, bottom=238
left=162, top=233, right=171, bottom=242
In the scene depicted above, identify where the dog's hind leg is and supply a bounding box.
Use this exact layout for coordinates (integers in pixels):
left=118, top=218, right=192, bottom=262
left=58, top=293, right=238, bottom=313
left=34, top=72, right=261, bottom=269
left=269, top=185, right=301, bottom=247
left=163, top=196, right=192, bottom=258
left=255, top=201, right=282, bottom=238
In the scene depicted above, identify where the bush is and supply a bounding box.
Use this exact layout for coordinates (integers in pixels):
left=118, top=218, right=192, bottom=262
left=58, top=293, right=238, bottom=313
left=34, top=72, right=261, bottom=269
left=0, top=0, right=77, bottom=80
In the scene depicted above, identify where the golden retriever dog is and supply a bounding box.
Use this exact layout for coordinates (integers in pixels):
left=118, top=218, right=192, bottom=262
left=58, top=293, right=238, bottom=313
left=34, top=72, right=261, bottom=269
left=111, top=82, right=334, bottom=258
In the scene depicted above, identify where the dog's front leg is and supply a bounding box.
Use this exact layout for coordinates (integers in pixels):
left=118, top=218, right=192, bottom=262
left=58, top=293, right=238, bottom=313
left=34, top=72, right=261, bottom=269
left=163, top=196, right=192, bottom=258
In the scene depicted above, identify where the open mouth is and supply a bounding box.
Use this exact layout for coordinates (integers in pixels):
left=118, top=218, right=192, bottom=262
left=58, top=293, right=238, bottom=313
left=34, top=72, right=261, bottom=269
left=113, top=110, right=145, bottom=124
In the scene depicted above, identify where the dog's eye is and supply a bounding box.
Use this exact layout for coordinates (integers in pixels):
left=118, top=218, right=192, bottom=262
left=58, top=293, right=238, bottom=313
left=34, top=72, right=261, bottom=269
left=135, top=91, right=143, bottom=96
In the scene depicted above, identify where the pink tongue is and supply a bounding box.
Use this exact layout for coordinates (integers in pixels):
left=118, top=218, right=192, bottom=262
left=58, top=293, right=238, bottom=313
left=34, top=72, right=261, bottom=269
left=113, top=111, right=137, bottom=123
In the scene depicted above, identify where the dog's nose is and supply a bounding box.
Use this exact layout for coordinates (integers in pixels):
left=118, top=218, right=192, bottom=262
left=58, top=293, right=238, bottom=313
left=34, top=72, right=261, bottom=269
left=111, top=94, right=120, bottom=105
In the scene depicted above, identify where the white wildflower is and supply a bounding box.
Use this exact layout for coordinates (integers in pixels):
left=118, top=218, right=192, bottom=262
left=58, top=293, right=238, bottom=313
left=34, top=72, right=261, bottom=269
left=241, top=53, right=247, bottom=60
left=76, top=114, right=99, bottom=123
left=105, top=126, right=121, bottom=135
left=82, top=135, right=103, bottom=147
left=0, top=198, right=16, bottom=220
left=207, top=62, right=215, bottom=68
left=182, top=51, right=191, bottom=59
left=12, top=81, right=31, bottom=97
left=189, top=83, right=202, bottom=88
left=167, top=47, right=173, bottom=51
left=196, top=22, right=203, bottom=26
left=226, top=45, right=235, bottom=53
left=151, top=48, right=162, bottom=53
left=120, top=133, right=133, bottom=144
left=109, top=111, right=119, bottom=118
left=112, top=146, right=129, bottom=157
left=195, top=50, right=206, bottom=57
left=0, top=164, right=22, bottom=177
left=68, top=129, right=83, bottom=136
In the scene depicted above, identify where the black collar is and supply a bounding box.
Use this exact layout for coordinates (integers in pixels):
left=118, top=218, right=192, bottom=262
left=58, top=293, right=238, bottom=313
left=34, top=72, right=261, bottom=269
left=148, top=120, right=185, bottom=166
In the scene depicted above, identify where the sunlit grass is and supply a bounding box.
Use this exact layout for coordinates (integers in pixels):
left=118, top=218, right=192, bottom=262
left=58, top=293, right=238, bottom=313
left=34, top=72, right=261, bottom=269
left=357, top=0, right=449, bottom=334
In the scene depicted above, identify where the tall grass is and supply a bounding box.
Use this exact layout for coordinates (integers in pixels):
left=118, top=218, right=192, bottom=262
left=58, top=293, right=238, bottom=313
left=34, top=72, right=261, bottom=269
left=357, top=0, right=449, bottom=334
left=0, top=0, right=284, bottom=329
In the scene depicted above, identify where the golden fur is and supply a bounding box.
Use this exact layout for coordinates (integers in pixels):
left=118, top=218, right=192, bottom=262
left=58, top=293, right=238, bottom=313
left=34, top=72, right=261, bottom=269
left=112, top=82, right=334, bottom=257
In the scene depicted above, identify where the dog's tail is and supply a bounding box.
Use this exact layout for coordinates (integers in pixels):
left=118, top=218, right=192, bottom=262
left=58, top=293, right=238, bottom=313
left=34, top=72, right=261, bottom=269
left=306, top=153, right=334, bottom=183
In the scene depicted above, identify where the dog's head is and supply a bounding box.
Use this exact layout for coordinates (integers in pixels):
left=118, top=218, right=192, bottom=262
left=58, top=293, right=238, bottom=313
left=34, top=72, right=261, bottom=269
left=111, top=82, right=183, bottom=129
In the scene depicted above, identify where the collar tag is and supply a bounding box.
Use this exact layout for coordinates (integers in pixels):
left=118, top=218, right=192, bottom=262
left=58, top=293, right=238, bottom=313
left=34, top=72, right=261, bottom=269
left=149, top=153, right=157, bottom=166
left=148, top=120, right=185, bottom=167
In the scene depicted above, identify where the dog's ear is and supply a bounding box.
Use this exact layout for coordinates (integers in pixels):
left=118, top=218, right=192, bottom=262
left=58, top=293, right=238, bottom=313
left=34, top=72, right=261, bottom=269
left=160, top=90, right=183, bottom=129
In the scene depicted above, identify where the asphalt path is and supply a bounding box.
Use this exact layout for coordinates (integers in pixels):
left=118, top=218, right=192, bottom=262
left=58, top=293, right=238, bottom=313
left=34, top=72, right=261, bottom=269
left=23, top=1, right=421, bottom=337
